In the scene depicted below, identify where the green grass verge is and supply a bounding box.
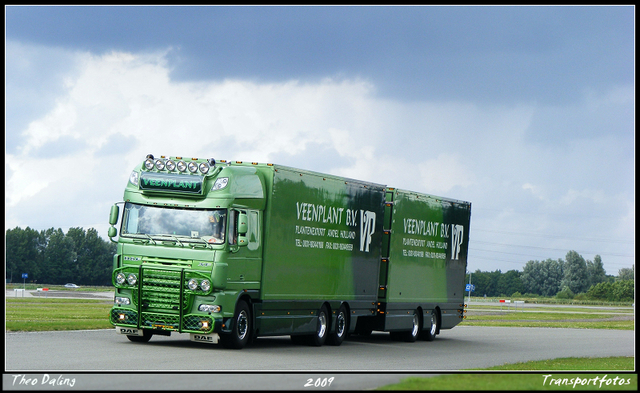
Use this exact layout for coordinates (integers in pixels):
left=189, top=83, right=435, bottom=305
left=6, top=298, right=113, bottom=331
left=461, top=306, right=634, bottom=330
left=377, top=357, right=636, bottom=391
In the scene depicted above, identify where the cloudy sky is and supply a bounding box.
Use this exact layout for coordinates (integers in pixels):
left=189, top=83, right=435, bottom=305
left=5, top=5, right=635, bottom=276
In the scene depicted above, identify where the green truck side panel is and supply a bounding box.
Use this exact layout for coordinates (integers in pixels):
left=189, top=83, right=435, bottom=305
left=260, top=166, right=385, bottom=303
left=385, top=189, right=470, bottom=303
left=379, top=188, right=471, bottom=330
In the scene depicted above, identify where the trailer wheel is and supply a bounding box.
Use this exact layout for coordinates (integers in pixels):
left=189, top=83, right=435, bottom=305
left=406, top=309, right=422, bottom=342
left=391, top=309, right=421, bottom=342
left=127, top=329, right=153, bottom=343
left=327, top=304, right=348, bottom=346
left=221, top=300, right=251, bottom=349
left=420, top=310, right=438, bottom=341
left=308, top=305, right=329, bottom=346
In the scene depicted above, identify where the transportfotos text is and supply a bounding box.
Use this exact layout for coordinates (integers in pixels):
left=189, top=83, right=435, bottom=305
left=542, top=374, right=633, bottom=388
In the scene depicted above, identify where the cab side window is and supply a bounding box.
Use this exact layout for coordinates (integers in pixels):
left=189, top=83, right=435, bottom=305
left=228, top=209, right=238, bottom=245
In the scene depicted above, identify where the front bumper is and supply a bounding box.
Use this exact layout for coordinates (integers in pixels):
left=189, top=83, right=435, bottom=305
left=110, top=307, right=219, bottom=334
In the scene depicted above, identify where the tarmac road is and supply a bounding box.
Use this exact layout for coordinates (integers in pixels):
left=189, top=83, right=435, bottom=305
left=4, top=325, right=634, bottom=390
left=5, top=291, right=635, bottom=390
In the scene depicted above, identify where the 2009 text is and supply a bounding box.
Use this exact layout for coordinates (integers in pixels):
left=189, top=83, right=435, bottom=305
left=304, top=377, right=335, bottom=388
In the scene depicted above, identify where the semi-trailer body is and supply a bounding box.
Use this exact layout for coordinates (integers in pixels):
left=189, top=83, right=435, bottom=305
left=108, top=154, right=471, bottom=348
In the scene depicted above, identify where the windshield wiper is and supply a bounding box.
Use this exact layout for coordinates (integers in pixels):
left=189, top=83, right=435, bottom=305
left=154, top=234, right=185, bottom=247
left=125, top=233, right=157, bottom=245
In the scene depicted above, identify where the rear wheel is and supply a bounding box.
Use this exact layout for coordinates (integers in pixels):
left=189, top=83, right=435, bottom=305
left=307, top=305, right=329, bottom=346
left=327, top=304, right=349, bottom=346
left=221, top=300, right=251, bottom=349
left=420, top=310, right=438, bottom=341
left=404, top=309, right=421, bottom=342
left=391, top=309, right=421, bottom=342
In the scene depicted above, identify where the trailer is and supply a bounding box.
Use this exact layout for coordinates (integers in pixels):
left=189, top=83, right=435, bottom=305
left=108, top=154, right=471, bottom=348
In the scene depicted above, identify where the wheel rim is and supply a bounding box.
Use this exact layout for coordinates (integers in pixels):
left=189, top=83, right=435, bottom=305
left=411, top=313, right=420, bottom=337
left=237, top=310, right=248, bottom=340
left=336, top=311, right=346, bottom=338
left=429, top=313, right=437, bottom=336
left=318, top=311, right=327, bottom=338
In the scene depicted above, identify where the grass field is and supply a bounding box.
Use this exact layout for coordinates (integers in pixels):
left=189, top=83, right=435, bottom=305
left=377, top=367, right=637, bottom=391
left=460, top=304, right=634, bottom=330
left=6, top=297, right=113, bottom=331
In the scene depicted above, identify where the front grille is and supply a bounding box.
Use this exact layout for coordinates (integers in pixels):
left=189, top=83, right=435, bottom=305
left=140, top=268, right=184, bottom=310
left=112, top=263, right=216, bottom=334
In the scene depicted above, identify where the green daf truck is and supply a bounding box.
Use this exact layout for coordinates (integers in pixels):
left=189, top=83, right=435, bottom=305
left=108, top=154, right=471, bottom=349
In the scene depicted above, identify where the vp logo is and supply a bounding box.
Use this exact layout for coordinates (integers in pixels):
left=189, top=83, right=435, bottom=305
left=359, top=210, right=376, bottom=252
left=451, top=224, right=464, bottom=260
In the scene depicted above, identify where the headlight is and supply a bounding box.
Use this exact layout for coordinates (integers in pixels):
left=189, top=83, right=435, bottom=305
left=187, top=161, right=198, bottom=173
left=212, top=177, right=229, bottom=191
left=129, top=171, right=139, bottom=186
left=177, top=160, right=187, bottom=172
left=127, top=273, right=138, bottom=285
left=155, top=159, right=165, bottom=171
left=116, top=272, right=126, bottom=285
left=198, top=304, right=221, bottom=313
left=144, top=158, right=155, bottom=170
left=115, top=297, right=131, bottom=306
left=200, top=279, right=211, bottom=291
left=165, top=159, right=176, bottom=171
left=199, top=162, right=210, bottom=174
left=188, top=278, right=199, bottom=290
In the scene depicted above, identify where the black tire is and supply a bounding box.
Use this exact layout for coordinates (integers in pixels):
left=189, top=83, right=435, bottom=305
left=327, top=304, right=349, bottom=346
left=391, top=309, right=421, bottom=342
left=307, top=305, right=329, bottom=346
left=290, top=335, right=307, bottom=345
left=221, top=300, right=251, bottom=349
left=127, top=329, right=153, bottom=343
left=420, top=310, right=438, bottom=341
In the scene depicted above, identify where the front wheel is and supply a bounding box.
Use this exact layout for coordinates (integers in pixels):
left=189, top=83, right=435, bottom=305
left=221, top=300, right=251, bottom=349
left=127, top=329, right=153, bottom=343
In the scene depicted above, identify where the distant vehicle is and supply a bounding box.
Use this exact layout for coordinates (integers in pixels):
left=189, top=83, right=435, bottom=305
left=64, top=283, right=79, bottom=288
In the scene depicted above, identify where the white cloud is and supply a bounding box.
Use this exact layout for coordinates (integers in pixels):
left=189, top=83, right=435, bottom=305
left=5, top=45, right=634, bottom=275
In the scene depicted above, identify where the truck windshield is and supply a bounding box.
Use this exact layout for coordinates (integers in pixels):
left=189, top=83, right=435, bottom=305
left=121, top=202, right=227, bottom=244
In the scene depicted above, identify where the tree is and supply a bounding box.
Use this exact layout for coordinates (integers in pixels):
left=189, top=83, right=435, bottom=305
left=587, top=280, right=634, bottom=302
left=497, top=270, right=524, bottom=297
left=520, top=260, right=542, bottom=295
left=561, top=251, right=589, bottom=294
left=612, top=280, right=634, bottom=302
left=42, top=228, right=77, bottom=285
left=469, top=269, right=501, bottom=297
left=80, top=228, right=116, bottom=285
left=586, top=255, right=607, bottom=287
left=618, top=265, right=634, bottom=281
left=521, top=259, right=564, bottom=296
left=5, top=227, right=43, bottom=283
left=586, top=281, right=613, bottom=301
left=6, top=226, right=116, bottom=286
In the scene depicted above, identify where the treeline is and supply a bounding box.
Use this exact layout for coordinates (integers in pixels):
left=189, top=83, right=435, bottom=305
left=5, top=226, right=116, bottom=286
left=467, top=251, right=634, bottom=302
